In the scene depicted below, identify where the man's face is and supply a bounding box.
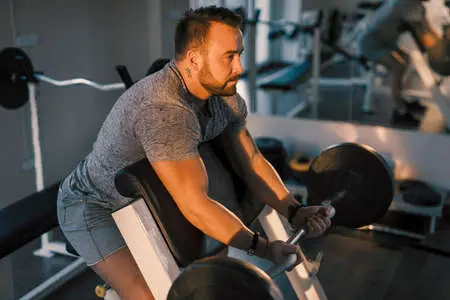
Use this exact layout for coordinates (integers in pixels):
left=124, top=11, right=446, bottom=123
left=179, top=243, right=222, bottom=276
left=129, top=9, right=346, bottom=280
left=198, top=21, right=244, bottom=96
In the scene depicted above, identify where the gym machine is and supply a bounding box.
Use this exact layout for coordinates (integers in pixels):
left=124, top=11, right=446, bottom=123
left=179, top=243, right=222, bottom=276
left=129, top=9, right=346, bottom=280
left=236, top=5, right=325, bottom=118
left=111, top=141, right=394, bottom=300
left=331, top=0, right=450, bottom=127
left=237, top=3, right=379, bottom=119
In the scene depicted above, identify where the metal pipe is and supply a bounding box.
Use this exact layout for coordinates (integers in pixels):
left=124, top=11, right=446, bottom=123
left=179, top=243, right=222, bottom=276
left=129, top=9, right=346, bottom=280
left=9, top=0, right=17, bottom=44
left=311, top=27, right=321, bottom=119
left=319, top=77, right=369, bottom=86
left=246, top=0, right=258, bottom=113
left=34, top=74, right=125, bottom=91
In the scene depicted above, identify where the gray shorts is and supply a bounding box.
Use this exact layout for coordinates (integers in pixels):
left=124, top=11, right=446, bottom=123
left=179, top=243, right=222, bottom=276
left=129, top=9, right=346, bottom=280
left=57, top=178, right=127, bottom=266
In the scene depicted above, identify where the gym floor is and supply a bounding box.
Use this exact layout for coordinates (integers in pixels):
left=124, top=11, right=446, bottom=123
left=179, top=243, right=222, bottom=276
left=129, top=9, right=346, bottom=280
left=6, top=61, right=450, bottom=299
left=9, top=207, right=450, bottom=300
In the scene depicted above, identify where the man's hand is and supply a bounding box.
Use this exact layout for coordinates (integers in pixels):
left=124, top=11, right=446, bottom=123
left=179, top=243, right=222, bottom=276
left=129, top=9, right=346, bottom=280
left=289, top=206, right=335, bottom=238
left=265, top=240, right=302, bottom=271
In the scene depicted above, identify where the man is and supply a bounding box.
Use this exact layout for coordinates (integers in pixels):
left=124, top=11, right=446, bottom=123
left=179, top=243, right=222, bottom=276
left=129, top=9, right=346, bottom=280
left=57, top=6, right=333, bottom=300
left=358, top=0, right=440, bottom=126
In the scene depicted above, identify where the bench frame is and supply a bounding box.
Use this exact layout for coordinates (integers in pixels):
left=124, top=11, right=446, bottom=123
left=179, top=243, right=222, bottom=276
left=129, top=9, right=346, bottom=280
left=113, top=197, right=327, bottom=300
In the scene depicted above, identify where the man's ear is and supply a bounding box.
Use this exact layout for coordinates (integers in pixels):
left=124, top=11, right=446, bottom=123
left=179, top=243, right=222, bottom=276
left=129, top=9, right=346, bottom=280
left=186, top=47, right=204, bottom=71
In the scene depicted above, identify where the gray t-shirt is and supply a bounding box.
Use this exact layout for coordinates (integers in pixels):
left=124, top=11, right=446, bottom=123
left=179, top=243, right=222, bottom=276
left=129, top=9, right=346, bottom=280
left=62, top=60, right=248, bottom=210
left=361, top=0, right=425, bottom=47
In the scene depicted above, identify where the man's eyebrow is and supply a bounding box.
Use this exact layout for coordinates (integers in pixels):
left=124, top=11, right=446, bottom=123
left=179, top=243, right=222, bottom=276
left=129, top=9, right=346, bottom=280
left=224, top=48, right=245, bottom=55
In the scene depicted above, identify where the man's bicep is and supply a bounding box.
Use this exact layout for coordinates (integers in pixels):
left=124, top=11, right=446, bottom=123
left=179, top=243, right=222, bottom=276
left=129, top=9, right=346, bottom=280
left=238, top=128, right=261, bottom=162
left=151, top=157, right=209, bottom=212
left=218, top=127, right=261, bottom=169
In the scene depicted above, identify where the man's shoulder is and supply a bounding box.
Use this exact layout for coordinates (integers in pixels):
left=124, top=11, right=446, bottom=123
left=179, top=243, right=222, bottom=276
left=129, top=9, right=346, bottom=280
left=127, top=63, right=190, bottom=109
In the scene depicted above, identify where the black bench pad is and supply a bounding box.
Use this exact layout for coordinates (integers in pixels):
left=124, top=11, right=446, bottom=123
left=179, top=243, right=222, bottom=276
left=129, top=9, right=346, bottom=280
left=358, top=1, right=383, bottom=10
left=114, top=143, right=265, bottom=268
left=115, top=159, right=214, bottom=268
left=257, top=59, right=312, bottom=91
left=240, top=61, right=293, bottom=79
left=0, top=183, right=60, bottom=259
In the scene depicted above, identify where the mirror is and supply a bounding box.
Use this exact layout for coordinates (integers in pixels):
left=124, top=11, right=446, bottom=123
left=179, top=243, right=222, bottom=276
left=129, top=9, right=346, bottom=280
left=202, top=0, right=450, bottom=135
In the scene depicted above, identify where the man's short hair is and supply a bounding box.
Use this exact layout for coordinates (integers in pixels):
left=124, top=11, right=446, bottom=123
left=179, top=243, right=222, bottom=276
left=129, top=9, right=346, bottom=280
left=174, top=6, right=244, bottom=59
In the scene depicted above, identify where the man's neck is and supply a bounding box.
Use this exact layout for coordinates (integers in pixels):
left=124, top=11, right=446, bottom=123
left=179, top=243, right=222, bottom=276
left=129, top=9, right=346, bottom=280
left=175, top=60, right=210, bottom=100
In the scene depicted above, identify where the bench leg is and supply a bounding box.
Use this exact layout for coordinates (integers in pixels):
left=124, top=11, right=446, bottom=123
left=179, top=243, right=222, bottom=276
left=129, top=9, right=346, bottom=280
left=272, top=91, right=279, bottom=115
left=362, top=70, right=375, bottom=113
left=430, top=217, right=436, bottom=233
left=0, top=257, right=14, bottom=300
left=286, top=87, right=310, bottom=118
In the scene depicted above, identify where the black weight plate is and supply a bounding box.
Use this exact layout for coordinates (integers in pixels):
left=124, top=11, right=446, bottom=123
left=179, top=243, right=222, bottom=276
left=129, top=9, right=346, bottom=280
left=0, top=47, right=34, bottom=110
left=307, top=143, right=394, bottom=228
left=0, top=80, right=29, bottom=109
left=167, top=257, right=283, bottom=300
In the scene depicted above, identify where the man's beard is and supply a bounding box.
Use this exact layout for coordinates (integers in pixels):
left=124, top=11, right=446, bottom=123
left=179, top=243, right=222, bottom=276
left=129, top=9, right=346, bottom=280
left=199, top=65, right=239, bottom=96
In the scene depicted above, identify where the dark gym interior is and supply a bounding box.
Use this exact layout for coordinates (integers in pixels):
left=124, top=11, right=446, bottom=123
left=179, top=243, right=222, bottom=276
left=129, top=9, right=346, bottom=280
left=1, top=0, right=450, bottom=299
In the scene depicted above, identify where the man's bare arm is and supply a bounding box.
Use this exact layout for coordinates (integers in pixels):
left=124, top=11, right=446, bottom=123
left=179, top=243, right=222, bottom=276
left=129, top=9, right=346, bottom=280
left=216, top=128, right=301, bottom=218
left=151, top=157, right=254, bottom=246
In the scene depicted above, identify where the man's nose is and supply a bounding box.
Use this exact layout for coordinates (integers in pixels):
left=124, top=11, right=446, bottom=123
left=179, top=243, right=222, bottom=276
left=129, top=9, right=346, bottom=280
left=234, top=57, right=244, bottom=76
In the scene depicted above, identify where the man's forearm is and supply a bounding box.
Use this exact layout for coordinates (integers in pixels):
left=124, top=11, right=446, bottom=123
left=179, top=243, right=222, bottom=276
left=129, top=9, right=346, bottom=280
left=186, top=198, right=271, bottom=256
left=185, top=197, right=253, bottom=247
left=245, top=154, right=302, bottom=218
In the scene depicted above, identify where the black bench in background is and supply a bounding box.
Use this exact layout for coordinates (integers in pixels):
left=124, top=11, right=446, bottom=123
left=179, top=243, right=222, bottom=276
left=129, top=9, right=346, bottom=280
left=0, top=182, right=87, bottom=300
left=0, top=182, right=60, bottom=259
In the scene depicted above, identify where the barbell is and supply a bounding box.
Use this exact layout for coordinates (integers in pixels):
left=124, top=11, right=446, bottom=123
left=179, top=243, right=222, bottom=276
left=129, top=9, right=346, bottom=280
left=167, top=141, right=394, bottom=300
left=0, top=47, right=143, bottom=110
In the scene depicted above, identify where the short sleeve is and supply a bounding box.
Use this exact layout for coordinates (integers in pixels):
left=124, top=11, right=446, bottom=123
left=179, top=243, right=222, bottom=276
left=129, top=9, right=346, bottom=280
left=226, top=93, right=248, bottom=134
left=134, top=104, right=201, bottom=161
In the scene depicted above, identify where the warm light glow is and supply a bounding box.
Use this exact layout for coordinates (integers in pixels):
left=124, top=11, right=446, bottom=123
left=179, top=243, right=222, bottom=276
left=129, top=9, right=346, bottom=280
left=393, top=160, right=418, bottom=180
left=375, top=127, right=387, bottom=143
left=328, top=123, right=358, bottom=142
